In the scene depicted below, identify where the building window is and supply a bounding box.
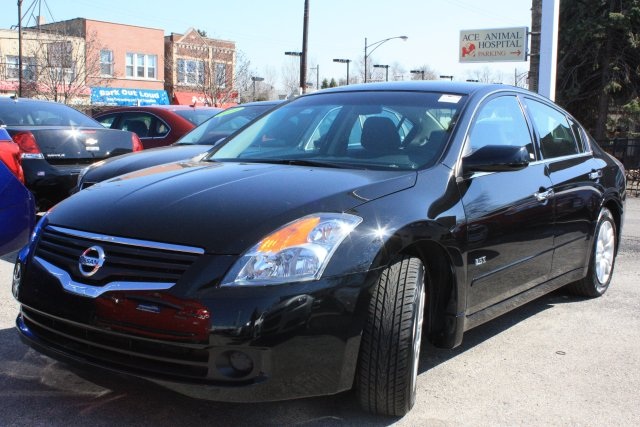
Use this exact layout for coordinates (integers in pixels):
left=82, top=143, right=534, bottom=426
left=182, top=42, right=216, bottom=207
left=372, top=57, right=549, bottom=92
left=125, top=53, right=158, bottom=79
left=177, top=59, right=204, bottom=85
left=100, top=49, right=113, bottom=76
left=215, top=62, right=226, bottom=88
left=5, top=55, right=36, bottom=80
left=47, top=42, right=75, bottom=83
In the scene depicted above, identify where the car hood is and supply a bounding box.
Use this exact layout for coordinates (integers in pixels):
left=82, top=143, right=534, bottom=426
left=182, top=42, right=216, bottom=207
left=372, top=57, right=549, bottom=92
left=48, top=161, right=417, bottom=254
left=81, top=145, right=210, bottom=184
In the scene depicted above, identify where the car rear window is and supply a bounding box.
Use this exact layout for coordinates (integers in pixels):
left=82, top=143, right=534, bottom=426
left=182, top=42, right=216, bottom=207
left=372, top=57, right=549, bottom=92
left=0, top=100, right=100, bottom=127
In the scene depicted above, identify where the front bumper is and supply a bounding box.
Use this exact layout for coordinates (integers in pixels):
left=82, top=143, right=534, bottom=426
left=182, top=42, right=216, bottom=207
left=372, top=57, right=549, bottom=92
left=15, top=254, right=374, bottom=402
left=23, top=158, right=87, bottom=208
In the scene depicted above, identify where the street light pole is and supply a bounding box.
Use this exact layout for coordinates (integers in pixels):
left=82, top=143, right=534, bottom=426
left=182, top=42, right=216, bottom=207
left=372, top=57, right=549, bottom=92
left=301, top=0, right=309, bottom=94
left=410, top=69, right=425, bottom=80
left=439, top=75, right=454, bottom=81
left=285, top=51, right=303, bottom=94
left=364, top=35, right=407, bottom=83
left=333, top=58, right=351, bottom=85
left=373, top=64, right=389, bottom=82
left=251, top=76, right=264, bottom=101
left=310, top=65, right=319, bottom=90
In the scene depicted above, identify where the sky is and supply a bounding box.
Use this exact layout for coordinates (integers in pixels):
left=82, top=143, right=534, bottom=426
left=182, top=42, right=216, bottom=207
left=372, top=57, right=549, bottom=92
left=2, top=0, right=533, bottom=90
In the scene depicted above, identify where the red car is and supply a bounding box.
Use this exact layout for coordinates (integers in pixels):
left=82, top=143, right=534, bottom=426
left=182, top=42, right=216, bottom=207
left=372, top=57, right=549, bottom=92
left=94, top=105, right=223, bottom=149
left=0, top=127, right=24, bottom=183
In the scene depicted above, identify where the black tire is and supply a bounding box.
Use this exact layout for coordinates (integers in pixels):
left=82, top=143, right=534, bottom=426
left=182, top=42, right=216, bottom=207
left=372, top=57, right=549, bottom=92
left=357, top=255, right=426, bottom=416
left=566, top=207, right=617, bottom=297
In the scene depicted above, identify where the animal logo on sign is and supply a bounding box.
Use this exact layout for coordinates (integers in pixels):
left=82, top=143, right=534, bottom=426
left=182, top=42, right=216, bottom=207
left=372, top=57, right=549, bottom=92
left=462, top=42, right=476, bottom=58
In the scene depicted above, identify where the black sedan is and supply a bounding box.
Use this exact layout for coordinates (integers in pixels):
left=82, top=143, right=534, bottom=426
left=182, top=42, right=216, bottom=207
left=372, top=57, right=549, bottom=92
left=76, top=100, right=281, bottom=190
left=13, top=82, right=625, bottom=416
left=0, top=97, right=142, bottom=210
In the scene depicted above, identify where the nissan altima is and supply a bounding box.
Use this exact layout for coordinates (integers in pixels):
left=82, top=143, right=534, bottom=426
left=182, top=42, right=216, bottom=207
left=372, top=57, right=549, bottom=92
left=13, top=82, right=625, bottom=416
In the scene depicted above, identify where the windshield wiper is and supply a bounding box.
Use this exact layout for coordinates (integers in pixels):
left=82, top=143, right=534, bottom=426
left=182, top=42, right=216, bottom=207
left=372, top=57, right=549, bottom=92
left=237, top=158, right=347, bottom=169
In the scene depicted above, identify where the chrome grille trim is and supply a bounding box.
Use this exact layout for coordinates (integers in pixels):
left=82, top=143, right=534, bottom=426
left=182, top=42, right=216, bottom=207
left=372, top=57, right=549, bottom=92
left=47, top=225, right=205, bottom=255
left=34, top=256, right=175, bottom=298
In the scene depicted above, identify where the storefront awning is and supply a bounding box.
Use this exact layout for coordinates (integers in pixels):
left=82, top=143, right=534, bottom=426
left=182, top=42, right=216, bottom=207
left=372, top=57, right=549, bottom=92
left=173, top=91, right=237, bottom=109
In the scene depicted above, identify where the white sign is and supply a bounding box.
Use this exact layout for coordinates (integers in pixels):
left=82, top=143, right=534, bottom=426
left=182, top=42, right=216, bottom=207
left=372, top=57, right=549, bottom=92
left=459, top=27, right=528, bottom=63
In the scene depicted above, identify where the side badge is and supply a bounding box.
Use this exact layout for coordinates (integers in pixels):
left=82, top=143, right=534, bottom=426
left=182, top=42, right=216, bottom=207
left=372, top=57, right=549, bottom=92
left=475, top=256, right=487, bottom=266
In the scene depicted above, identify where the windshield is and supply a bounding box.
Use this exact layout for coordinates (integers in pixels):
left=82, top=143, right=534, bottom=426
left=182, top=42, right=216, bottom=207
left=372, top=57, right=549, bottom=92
left=173, top=109, right=221, bottom=126
left=176, top=104, right=274, bottom=146
left=207, top=91, right=465, bottom=171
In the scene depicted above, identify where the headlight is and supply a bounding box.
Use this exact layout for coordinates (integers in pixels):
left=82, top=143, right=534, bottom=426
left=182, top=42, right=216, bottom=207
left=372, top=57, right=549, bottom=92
left=222, top=213, right=362, bottom=286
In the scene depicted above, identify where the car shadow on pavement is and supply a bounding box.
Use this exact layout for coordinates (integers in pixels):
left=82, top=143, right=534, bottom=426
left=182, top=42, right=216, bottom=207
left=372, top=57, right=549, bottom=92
left=419, top=289, right=566, bottom=374
left=0, top=250, right=18, bottom=263
left=0, top=290, right=580, bottom=427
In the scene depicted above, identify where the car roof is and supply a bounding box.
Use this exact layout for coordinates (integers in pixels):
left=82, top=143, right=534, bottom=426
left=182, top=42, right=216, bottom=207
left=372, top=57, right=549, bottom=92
left=232, top=100, right=284, bottom=107
left=0, top=96, right=77, bottom=106
left=311, top=81, right=526, bottom=98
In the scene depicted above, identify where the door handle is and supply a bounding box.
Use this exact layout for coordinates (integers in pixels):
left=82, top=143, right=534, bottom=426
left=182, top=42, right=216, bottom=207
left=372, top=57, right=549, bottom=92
left=534, top=188, right=555, bottom=202
left=589, top=170, right=603, bottom=180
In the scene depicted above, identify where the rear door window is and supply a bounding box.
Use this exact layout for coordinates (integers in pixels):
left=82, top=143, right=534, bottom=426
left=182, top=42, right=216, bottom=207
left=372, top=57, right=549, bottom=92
left=524, top=98, right=580, bottom=159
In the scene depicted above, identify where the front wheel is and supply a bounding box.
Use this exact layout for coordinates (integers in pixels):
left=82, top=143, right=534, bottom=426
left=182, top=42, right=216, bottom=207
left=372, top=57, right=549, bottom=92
left=566, top=207, right=617, bottom=297
left=356, top=255, right=426, bottom=416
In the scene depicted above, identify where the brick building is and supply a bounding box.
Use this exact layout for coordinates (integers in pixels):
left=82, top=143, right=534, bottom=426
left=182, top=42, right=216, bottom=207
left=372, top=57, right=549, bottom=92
left=36, top=18, right=168, bottom=106
left=165, top=28, right=237, bottom=108
left=1, top=20, right=238, bottom=108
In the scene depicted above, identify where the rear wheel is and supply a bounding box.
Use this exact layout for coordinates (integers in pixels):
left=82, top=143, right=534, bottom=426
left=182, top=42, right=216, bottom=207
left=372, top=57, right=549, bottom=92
left=566, top=207, right=617, bottom=297
left=357, top=255, right=426, bottom=416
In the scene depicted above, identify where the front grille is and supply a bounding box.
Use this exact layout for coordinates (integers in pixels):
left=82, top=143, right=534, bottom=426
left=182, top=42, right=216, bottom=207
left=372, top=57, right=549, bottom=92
left=21, top=305, right=211, bottom=380
left=35, top=226, right=202, bottom=286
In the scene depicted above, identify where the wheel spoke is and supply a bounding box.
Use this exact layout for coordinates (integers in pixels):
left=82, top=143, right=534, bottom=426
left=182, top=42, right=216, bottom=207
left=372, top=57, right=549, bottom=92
left=595, top=220, right=615, bottom=284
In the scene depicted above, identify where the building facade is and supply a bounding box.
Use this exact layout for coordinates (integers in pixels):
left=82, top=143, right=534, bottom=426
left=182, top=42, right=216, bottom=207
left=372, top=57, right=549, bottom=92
left=0, top=28, right=87, bottom=103
left=2, top=20, right=238, bottom=108
left=165, top=29, right=237, bottom=108
left=40, top=18, right=168, bottom=106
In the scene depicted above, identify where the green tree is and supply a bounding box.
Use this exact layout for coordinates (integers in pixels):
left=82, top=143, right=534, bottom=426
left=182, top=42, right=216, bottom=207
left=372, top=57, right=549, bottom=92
left=556, top=0, right=640, bottom=139
left=329, top=78, right=337, bottom=88
left=321, top=78, right=329, bottom=89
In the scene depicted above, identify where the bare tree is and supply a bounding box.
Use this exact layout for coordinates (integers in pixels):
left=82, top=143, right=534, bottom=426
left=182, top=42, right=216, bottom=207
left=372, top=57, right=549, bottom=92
left=390, top=62, right=406, bottom=81
left=465, top=66, right=504, bottom=83
left=26, top=27, right=106, bottom=104
left=281, top=57, right=300, bottom=97
left=410, top=64, right=438, bottom=80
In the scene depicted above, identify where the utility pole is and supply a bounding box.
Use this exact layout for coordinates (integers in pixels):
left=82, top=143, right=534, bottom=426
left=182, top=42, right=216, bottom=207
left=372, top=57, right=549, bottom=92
left=528, top=0, right=542, bottom=94
left=18, top=0, right=23, bottom=97
left=301, top=0, right=309, bottom=94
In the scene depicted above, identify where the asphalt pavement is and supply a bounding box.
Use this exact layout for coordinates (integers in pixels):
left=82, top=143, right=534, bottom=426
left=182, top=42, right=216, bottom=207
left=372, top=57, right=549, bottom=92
left=1, top=197, right=639, bottom=426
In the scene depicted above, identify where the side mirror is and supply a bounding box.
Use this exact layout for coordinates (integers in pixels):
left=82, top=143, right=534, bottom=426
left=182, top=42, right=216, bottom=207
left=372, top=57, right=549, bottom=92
left=463, top=145, right=530, bottom=174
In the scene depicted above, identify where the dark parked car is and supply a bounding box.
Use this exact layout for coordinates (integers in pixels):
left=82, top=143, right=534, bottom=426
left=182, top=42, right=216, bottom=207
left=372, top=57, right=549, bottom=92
left=76, top=101, right=281, bottom=190
left=0, top=129, right=35, bottom=255
left=0, top=97, right=142, bottom=210
left=13, top=82, right=625, bottom=416
left=93, top=105, right=222, bottom=149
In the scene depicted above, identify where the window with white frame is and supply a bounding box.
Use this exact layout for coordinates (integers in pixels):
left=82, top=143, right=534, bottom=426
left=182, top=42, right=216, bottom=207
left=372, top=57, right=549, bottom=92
left=177, top=59, right=204, bottom=85
left=100, top=49, right=113, bottom=76
left=5, top=55, right=36, bottom=80
left=125, top=53, right=158, bottom=79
